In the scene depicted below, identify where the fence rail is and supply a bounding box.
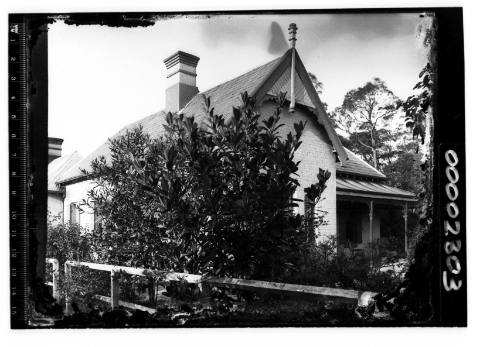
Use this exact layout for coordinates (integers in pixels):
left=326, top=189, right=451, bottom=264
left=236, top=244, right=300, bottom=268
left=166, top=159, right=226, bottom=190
left=58, top=260, right=377, bottom=315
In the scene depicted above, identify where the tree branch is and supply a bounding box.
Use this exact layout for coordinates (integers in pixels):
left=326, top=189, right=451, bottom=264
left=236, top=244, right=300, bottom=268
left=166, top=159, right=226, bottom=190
left=356, top=137, right=374, bottom=150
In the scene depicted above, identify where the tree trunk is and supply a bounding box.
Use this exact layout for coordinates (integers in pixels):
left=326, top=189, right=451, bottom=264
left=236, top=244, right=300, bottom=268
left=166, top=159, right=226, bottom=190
left=370, top=127, right=378, bottom=169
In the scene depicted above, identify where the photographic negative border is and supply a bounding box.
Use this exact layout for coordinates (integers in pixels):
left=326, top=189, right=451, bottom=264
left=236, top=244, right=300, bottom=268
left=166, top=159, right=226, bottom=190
left=8, top=8, right=466, bottom=328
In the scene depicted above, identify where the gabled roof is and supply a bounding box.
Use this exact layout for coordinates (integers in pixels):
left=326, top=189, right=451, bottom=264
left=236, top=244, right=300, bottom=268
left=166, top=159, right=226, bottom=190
left=48, top=151, right=83, bottom=192
left=256, top=49, right=349, bottom=163
left=336, top=148, right=386, bottom=180
left=182, top=55, right=284, bottom=123
left=58, top=49, right=348, bottom=185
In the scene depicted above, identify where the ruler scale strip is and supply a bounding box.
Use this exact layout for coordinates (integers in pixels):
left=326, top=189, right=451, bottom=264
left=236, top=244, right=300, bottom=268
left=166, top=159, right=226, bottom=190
left=9, top=16, right=29, bottom=328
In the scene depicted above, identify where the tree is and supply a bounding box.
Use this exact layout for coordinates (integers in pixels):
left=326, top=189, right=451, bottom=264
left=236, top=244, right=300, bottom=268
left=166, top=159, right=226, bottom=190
left=332, top=78, right=402, bottom=169
left=382, top=142, right=423, bottom=195
left=374, top=14, right=439, bottom=323
left=86, top=92, right=331, bottom=281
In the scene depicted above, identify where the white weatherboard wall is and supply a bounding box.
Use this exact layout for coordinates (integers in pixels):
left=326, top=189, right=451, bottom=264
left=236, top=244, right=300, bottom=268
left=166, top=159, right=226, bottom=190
left=261, top=100, right=337, bottom=241
left=63, top=180, right=95, bottom=231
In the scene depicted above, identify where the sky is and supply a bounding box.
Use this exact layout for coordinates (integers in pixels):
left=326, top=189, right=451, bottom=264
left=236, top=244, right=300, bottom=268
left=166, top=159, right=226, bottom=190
left=48, top=13, right=428, bottom=157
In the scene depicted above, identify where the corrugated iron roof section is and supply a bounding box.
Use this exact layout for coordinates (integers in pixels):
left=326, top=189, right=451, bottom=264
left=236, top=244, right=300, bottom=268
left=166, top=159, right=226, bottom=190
left=336, top=177, right=416, bottom=200
left=337, top=178, right=414, bottom=197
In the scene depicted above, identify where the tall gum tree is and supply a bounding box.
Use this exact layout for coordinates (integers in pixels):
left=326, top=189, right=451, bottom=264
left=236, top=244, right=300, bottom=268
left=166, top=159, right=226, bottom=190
left=332, top=78, right=402, bottom=170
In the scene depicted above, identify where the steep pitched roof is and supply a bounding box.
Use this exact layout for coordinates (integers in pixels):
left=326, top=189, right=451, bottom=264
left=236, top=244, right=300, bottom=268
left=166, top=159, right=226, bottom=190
left=182, top=55, right=284, bottom=122
left=48, top=151, right=83, bottom=192
left=59, top=49, right=351, bottom=184
left=336, top=148, right=386, bottom=180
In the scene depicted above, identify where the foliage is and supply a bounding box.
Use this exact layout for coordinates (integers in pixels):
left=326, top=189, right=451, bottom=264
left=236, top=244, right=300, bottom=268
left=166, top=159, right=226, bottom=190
left=83, top=128, right=166, bottom=269
left=331, top=78, right=402, bottom=169
left=373, top=13, right=438, bottom=323
left=86, top=91, right=331, bottom=281
left=382, top=142, right=424, bottom=195
left=400, top=63, right=435, bottom=145
left=46, top=217, right=110, bottom=308
left=401, top=12, right=437, bottom=150
left=46, top=216, right=92, bottom=266
left=399, top=15, right=436, bottom=231
left=285, top=235, right=406, bottom=293
left=55, top=294, right=364, bottom=328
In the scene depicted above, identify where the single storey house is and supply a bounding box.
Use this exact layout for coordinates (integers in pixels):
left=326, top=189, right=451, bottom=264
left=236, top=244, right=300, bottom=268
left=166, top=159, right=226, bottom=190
left=48, top=30, right=416, bottom=255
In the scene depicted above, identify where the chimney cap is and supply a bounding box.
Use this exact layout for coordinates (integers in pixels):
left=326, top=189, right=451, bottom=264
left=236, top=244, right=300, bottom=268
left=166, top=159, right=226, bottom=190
left=163, top=51, right=200, bottom=69
left=49, top=137, right=64, bottom=145
left=48, top=137, right=64, bottom=163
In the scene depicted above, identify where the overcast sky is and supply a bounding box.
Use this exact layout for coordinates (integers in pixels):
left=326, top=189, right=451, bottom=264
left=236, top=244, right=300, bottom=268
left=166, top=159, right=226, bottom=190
left=48, top=13, right=427, bottom=157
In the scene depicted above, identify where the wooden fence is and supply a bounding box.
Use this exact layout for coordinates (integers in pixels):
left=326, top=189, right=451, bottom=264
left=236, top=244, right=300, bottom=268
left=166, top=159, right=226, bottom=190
left=53, top=259, right=377, bottom=315
left=45, top=258, right=60, bottom=302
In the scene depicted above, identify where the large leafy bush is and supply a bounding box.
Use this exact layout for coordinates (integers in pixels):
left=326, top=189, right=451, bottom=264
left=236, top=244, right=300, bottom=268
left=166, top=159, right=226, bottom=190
left=86, top=92, right=330, bottom=280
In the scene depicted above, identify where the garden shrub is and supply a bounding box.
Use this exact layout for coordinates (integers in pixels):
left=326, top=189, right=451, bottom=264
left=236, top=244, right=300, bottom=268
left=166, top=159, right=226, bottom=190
left=285, top=235, right=407, bottom=292
left=85, top=92, right=331, bottom=281
left=46, top=217, right=107, bottom=308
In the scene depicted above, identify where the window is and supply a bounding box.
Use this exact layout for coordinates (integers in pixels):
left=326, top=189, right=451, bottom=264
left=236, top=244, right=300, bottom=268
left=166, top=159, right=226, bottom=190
left=69, top=202, right=80, bottom=225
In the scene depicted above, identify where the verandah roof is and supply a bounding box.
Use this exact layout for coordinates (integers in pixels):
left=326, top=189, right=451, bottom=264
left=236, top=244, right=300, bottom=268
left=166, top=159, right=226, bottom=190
left=336, top=177, right=416, bottom=202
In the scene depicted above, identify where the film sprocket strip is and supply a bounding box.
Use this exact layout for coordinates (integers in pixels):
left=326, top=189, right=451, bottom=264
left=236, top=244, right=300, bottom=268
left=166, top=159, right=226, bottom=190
left=8, top=9, right=466, bottom=328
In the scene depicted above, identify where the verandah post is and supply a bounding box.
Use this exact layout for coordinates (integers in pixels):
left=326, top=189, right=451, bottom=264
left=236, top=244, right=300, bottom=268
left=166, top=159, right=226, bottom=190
left=369, top=200, right=374, bottom=262
left=403, top=203, right=408, bottom=257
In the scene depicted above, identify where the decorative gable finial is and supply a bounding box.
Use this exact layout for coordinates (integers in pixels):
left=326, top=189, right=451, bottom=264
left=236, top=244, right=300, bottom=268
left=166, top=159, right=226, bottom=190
left=288, top=23, right=297, bottom=48
left=288, top=23, right=297, bottom=113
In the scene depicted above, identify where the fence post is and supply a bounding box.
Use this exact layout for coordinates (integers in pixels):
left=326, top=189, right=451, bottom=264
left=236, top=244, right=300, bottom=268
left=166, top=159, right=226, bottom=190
left=110, top=269, right=120, bottom=309
left=51, top=259, right=60, bottom=303
left=64, top=261, right=72, bottom=315
left=198, top=281, right=210, bottom=298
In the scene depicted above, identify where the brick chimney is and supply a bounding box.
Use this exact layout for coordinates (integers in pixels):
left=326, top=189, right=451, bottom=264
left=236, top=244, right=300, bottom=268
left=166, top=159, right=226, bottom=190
left=164, top=51, right=200, bottom=113
left=48, top=137, right=63, bottom=163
